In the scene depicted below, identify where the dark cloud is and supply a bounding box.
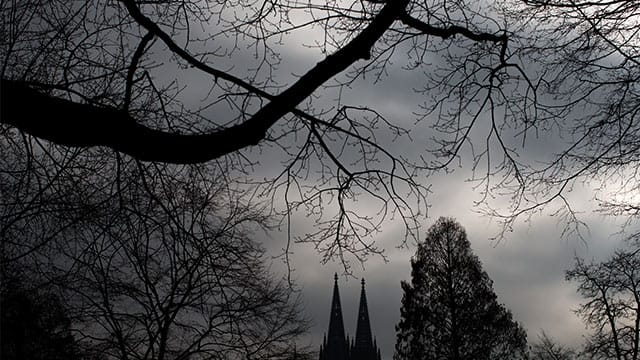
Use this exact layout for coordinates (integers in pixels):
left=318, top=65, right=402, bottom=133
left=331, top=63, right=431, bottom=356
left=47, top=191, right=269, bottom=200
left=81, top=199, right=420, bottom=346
left=162, top=11, right=633, bottom=359
left=261, top=170, right=634, bottom=358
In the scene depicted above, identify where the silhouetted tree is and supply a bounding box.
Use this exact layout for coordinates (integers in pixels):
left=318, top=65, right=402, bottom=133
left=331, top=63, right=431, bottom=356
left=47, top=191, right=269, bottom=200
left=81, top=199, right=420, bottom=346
left=394, top=217, right=528, bottom=360
left=1, top=152, right=310, bottom=360
left=530, top=332, right=577, bottom=360
left=4, top=0, right=640, bottom=262
left=0, top=0, right=538, bottom=259
left=566, top=242, right=640, bottom=360
left=1, top=266, right=81, bottom=360
left=489, top=0, right=640, bottom=235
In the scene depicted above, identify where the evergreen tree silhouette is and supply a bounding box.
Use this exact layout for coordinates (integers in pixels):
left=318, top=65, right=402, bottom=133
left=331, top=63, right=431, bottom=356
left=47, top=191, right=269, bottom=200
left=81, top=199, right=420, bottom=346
left=394, top=217, right=527, bottom=360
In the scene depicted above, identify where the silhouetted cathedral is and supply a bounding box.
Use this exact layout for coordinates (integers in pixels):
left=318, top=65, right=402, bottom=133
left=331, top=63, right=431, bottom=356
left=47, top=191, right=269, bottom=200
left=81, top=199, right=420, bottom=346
left=319, top=274, right=382, bottom=360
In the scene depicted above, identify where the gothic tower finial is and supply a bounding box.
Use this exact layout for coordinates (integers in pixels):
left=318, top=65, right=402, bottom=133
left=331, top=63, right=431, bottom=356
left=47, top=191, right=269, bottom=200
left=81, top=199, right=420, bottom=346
left=319, top=275, right=382, bottom=360
left=319, top=274, right=348, bottom=360
left=352, top=278, right=380, bottom=360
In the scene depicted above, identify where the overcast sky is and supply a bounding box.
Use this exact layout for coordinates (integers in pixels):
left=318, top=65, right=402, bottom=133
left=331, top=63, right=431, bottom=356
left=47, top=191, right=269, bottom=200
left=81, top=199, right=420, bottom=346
left=5, top=1, right=640, bottom=359
left=251, top=53, right=636, bottom=357
left=265, top=172, right=635, bottom=359
left=207, top=32, right=640, bottom=360
left=231, top=35, right=640, bottom=360
left=153, top=3, right=640, bottom=357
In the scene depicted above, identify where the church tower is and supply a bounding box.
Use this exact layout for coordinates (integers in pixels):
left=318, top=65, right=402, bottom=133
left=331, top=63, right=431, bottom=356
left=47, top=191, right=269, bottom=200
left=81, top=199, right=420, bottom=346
left=319, top=274, right=349, bottom=360
left=319, top=275, right=382, bottom=360
left=351, top=279, right=382, bottom=360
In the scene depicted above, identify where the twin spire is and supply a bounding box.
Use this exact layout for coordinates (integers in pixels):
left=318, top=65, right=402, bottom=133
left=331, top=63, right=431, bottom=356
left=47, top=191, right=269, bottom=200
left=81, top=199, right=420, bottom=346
left=319, top=274, right=382, bottom=360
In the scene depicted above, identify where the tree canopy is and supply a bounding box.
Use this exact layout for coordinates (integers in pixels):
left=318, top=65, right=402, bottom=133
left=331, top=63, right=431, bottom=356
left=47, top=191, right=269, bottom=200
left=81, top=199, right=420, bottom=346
left=567, top=241, right=640, bottom=360
left=1, top=146, right=310, bottom=359
left=3, top=0, right=640, bottom=258
left=394, top=217, right=528, bottom=360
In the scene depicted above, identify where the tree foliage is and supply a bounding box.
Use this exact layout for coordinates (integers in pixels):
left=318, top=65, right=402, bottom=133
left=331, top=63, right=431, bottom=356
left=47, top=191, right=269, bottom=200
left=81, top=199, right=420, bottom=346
left=394, top=217, right=528, bottom=360
left=567, top=241, right=640, bottom=360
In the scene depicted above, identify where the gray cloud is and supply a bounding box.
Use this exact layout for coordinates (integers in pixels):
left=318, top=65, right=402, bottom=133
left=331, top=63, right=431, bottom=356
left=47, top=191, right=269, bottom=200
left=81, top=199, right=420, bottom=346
left=260, top=169, right=635, bottom=359
left=154, top=8, right=635, bottom=359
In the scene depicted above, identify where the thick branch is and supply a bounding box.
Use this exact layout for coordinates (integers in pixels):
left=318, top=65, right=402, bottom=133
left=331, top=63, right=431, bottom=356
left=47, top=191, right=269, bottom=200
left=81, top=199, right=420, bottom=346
left=1, top=0, right=408, bottom=163
left=399, top=12, right=506, bottom=43
left=1, top=79, right=259, bottom=163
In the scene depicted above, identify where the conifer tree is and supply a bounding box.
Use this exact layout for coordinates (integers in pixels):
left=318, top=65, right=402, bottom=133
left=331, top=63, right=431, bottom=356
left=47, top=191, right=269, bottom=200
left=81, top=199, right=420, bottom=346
left=394, top=217, right=527, bottom=360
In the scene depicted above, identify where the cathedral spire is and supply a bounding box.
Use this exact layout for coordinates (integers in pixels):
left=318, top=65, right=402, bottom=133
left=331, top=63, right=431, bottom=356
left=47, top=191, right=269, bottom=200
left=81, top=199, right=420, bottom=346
left=319, top=275, right=382, bottom=360
left=320, top=273, right=348, bottom=360
left=354, top=278, right=374, bottom=353
left=328, top=273, right=346, bottom=344
left=352, top=278, right=380, bottom=360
